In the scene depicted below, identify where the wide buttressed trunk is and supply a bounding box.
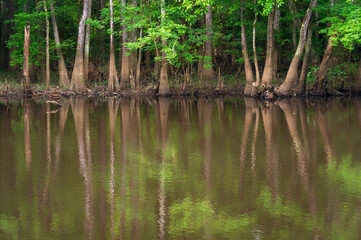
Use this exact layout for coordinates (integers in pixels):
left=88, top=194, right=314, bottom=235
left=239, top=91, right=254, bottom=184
left=240, top=0, right=255, bottom=97
left=158, top=0, right=170, bottom=95
left=315, top=36, right=334, bottom=92
left=108, top=0, right=119, bottom=91
left=84, top=0, right=92, bottom=83
left=276, top=0, right=316, bottom=96
left=315, top=0, right=335, bottom=93
left=71, top=0, right=89, bottom=92
left=202, top=5, right=216, bottom=85
left=261, top=8, right=275, bottom=87
left=50, top=0, right=70, bottom=88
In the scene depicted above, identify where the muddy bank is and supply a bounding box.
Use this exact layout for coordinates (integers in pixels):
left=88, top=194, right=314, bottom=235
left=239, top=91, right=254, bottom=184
left=1, top=82, right=359, bottom=101
left=0, top=83, right=245, bottom=100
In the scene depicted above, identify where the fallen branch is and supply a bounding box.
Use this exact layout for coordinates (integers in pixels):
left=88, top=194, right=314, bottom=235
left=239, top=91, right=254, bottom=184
left=46, top=100, right=62, bottom=106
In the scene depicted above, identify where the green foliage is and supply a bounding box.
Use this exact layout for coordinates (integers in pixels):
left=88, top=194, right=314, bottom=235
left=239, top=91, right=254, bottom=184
left=319, top=2, right=361, bottom=50
left=326, top=155, right=361, bottom=196
left=258, top=0, right=284, bottom=16
left=306, top=66, right=318, bottom=86
left=0, top=214, right=19, bottom=239
left=7, top=12, right=47, bottom=67
left=327, top=64, right=347, bottom=88
left=169, top=197, right=256, bottom=238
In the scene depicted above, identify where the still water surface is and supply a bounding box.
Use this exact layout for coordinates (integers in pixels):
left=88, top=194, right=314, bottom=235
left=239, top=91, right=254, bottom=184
left=0, top=97, right=361, bottom=239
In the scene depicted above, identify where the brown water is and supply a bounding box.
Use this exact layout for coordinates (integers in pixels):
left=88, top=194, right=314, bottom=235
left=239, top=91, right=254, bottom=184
left=0, top=97, right=361, bottom=240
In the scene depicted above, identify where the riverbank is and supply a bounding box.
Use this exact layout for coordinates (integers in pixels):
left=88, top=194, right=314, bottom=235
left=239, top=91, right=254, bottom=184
left=0, top=81, right=246, bottom=100
left=0, top=81, right=357, bottom=101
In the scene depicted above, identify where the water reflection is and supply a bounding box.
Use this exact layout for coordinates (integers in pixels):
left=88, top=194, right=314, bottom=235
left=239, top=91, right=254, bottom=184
left=0, top=97, right=361, bottom=239
left=72, top=97, right=94, bottom=239
left=24, top=99, right=32, bottom=171
left=262, top=101, right=280, bottom=197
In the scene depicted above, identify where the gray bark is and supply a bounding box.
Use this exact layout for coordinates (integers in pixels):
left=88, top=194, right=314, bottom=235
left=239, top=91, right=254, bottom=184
left=84, top=0, right=92, bottom=82
left=277, top=0, right=317, bottom=96
left=70, top=0, right=89, bottom=91
left=43, top=0, right=50, bottom=87
left=50, top=0, right=70, bottom=87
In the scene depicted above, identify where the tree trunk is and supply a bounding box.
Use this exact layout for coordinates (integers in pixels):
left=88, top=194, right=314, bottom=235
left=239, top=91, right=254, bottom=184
left=108, top=0, right=119, bottom=91
left=120, top=0, right=130, bottom=89
left=43, top=0, right=50, bottom=87
left=50, top=0, right=70, bottom=88
left=240, top=0, right=255, bottom=96
left=154, top=57, right=160, bottom=77
left=272, top=7, right=281, bottom=80
left=295, top=25, right=313, bottom=95
left=202, top=5, right=216, bottom=84
left=145, top=50, right=151, bottom=70
left=71, top=0, right=89, bottom=92
left=158, top=0, right=170, bottom=95
left=276, top=0, right=316, bottom=96
left=231, top=26, right=236, bottom=69
left=292, top=19, right=297, bottom=48
left=315, top=36, right=335, bottom=92
left=84, top=0, right=92, bottom=83
left=198, top=44, right=204, bottom=82
left=23, top=25, right=31, bottom=93
left=315, top=0, right=335, bottom=93
left=251, top=0, right=261, bottom=96
left=129, top=0, right=138, bottom=88
left=261, top=7, right=275, bottom=87
left=135, top=28, right=143, bottom=87
left=352, top=59, right=361, bottom=93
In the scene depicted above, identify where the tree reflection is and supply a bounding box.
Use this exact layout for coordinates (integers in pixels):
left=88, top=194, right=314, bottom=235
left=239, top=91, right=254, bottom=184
left=72, top=97, right=94, bottom=240
left=197, top=98, right=214, bottom=239
left=2, top=97, right=361, bottom=239
left=278, top=100, right=317, bottom=216
left=24, top=99, right=32, bottom=171
left=119, top=99, right=130, bottom=239
left=41, top=103, right=53, bottom=205
left=108, top=98, right=119, bottom=240
left=240, top=98, right=254, bottom=168
left=157, top=97, right=170, bottom=240
left=54, top=101, right=70, bottom=178
left=250, top=100, right=260, bottom=176
left=261, top=102, right=279, bottom=196
left=315, top=102, right=334, bottom=161
left=197, top=99, right=213, bottom=188
left=355, top=99, right=361, bottom=138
